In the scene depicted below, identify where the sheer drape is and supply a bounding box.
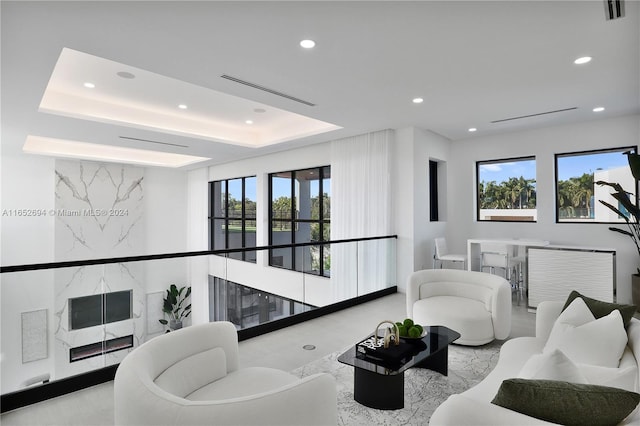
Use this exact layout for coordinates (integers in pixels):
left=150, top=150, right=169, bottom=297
left=331, top=130, right=393, bottom=301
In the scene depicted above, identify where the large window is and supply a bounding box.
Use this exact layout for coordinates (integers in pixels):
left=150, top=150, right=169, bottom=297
left=556, top=147, right=637, bottom=223
left=477, top=157, right=537, bottom=222
left=269, top=166, right=330, bottom=276
left=209, top=176, right=256, bottom=262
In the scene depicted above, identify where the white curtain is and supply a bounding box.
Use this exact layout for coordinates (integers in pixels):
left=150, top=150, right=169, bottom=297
left=331, top=129, right=393, bottom=301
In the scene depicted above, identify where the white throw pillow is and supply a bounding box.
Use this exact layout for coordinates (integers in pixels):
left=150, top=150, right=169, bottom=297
left=578, top=364, right=638, bottom=392
left=544, top=297, right=627, bottom=368
left=519, top=349, right=588, bottom=383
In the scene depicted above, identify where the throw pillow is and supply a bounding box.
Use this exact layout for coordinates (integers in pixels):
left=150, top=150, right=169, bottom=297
left=544, top=297, right=627, bottom=368
left=491, top=379, right=640, bottom=426
left=518, top=349, right=588, bottom=383
left=579, top=363, right=638, bottom=393
left=562, top=290, right=636, bottom=327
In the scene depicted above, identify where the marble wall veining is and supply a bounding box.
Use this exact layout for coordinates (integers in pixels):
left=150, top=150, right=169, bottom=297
left=53, top=160, right=145, bottom=380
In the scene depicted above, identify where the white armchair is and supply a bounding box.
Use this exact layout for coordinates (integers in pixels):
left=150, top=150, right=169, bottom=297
left=114, top=321, right=337, bottom=425
left=407, top=269, right=512, bottom=346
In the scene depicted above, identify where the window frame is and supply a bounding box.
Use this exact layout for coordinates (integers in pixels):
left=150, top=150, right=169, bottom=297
left=208, top=175, right=257, bottom=262
left=555, top=146, right=638, bottom=224
left=268, top=166, right=330, bottom=276
left=476, top=155, right=537, bottom=223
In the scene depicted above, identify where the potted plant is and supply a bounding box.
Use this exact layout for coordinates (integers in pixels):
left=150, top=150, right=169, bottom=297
left=159, top=284, right=191, bottom=331
left=595, top=151, right=640, bottom=308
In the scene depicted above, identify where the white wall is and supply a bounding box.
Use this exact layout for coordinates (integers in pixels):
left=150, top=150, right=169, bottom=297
left=447, top=114, right=640, bottom=304
left=1, top=153, right=57, bottom=393
left=392, top=127, right=452, bottom=293
left=187, top=167, right=209, bottom=326
left=144, top=166, right=189, bottom=293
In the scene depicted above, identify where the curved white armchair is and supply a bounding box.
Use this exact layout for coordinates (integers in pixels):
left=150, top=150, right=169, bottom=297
left=114, top=321, right=337, bottom=426
left=407, top=269, right=511, bottom=346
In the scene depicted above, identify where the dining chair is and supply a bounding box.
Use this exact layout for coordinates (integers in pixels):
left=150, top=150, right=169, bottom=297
left=480, top=242, right=524, bottom=303
left=433, top=237, right=467, bottom=269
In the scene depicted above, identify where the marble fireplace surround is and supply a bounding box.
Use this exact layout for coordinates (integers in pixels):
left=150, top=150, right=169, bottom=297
left=53, top=160, right=146, bottom=382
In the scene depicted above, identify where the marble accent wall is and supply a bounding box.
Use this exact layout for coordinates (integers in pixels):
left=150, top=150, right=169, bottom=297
left=53, top=160, right=145, bottom=380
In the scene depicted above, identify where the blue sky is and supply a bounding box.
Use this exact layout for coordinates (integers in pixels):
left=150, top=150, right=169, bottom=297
left=556, top=151, right=629, bottom=181
left=479, top=151, right=630, bottom=184
left=479, top=159, right=536, bottom=184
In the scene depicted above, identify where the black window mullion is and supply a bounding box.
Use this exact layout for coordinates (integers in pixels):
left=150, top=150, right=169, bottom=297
left=241, top=177, right=245, bottom=261
left=318, top=167, right=324, bottom=276
left=291, top=171, right=296, bottom=271
left=224, top=179, right=229, bottom=253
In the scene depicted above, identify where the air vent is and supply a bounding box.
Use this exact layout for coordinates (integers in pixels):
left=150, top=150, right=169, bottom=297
left=604, top=0, right=625, bottom=20
left=491, top=107, right=577, bottom=123
left=119, top=136, right=188, bottom=148
left=220, top=74, right=316, bottom=107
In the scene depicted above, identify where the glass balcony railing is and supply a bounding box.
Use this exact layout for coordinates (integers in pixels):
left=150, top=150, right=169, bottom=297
left=0, top=235, right=396, bottom=410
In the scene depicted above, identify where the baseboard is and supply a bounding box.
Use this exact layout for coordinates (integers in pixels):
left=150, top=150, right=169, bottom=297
left=1, top=364, right=118, bottom=414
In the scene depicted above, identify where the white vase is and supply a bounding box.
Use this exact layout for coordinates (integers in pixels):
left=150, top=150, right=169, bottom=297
left=169, top=319, right=183, bottom=330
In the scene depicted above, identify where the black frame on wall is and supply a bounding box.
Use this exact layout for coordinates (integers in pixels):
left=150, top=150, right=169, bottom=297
left=476, top=155, right=537, bottom=223
left=68, top=290, right=132, bottom=330
left=268, top=166, right=330, bottom=276
left=208, top=176, right=257, bottom=262
left=555, top=146, right=638, bottom=224
left=429, top=160, right=439, bottom=222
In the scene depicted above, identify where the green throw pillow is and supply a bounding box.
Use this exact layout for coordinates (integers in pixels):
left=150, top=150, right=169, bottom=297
left=492, top=379, right=640, bottom=426
left=562, top=290, right=636, bottom=327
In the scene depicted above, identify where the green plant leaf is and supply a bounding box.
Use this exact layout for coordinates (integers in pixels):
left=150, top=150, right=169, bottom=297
left=625, top=151, right=640, bottom=181
left=609, top=227, right=634, bottom=237
left=599, top=200, right=630, bottom=223
left=159, top=319, right=168, bottom=325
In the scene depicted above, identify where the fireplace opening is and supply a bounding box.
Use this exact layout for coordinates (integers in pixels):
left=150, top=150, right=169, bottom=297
left=69, top=335, right=134, bottom=363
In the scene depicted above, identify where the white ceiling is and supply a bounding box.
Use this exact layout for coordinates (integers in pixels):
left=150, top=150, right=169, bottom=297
left=2, top=1, right=639, bottom=169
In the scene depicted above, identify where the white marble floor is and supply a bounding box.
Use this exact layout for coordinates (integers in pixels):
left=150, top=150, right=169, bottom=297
left=0, top=292, right=535, bottom=426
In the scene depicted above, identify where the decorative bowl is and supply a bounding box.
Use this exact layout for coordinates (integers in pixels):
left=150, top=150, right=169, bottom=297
left=399, top=330, right=427, bottom=341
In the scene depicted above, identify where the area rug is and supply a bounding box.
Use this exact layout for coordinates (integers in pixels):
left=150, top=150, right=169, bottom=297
left=291, top=340, right=503, bottom=426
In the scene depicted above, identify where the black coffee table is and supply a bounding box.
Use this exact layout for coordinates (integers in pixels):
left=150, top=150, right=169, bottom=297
left=337, top=325, right=461, bottom=410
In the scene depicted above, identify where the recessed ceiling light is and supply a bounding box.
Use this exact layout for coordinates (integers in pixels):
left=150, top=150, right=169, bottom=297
left=300, top=39, right=316, bottom=49
left=178, top=104, right=188, bottom=110
left=254, top=108, right=266, bottom=113
left=412, top=98, right=424, bottom=104
left=245, top=120, right=253, bottom=125
left=117, top=71, right=136, bottom=79
left=468, top=128, right=478, bottom=132
left=574, top=56, right=592, bottom=65
left=593, top=106, right=605, bottom=112
left=83, top=82, right=95, bottom=89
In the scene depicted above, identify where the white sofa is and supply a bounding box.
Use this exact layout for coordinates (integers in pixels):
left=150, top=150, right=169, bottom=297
left=407, top=269, right=512, bottom=345
left=430, top=300, right=640, bottom=425
left=114, top=321, right=337, bottom=426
